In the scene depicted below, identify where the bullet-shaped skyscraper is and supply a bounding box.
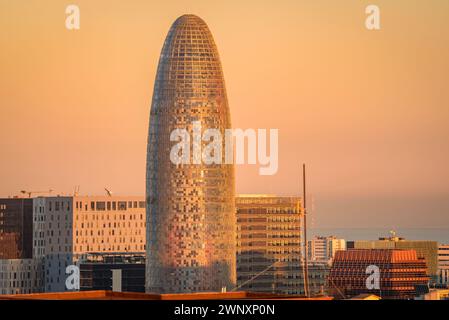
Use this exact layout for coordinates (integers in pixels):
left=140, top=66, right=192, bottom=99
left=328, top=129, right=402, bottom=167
left=146, top=15, right=236, bottom=293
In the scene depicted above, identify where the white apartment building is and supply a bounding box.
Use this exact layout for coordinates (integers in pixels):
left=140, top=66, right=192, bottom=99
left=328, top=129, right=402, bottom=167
left=308, top=236, right=346, bottom=264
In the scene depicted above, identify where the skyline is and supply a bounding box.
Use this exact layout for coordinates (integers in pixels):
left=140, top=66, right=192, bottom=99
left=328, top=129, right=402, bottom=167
left=1, top=0, right=449, bottom=228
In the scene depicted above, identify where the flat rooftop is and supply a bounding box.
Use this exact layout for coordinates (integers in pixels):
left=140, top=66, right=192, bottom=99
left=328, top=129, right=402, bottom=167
left=0, top=290, right=333, bottom=300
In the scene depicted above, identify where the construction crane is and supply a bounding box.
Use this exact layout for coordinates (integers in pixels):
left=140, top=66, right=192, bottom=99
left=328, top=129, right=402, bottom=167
left=104, top=188, right=112, bottom=197
left=20, top=189, right=53, bottom=198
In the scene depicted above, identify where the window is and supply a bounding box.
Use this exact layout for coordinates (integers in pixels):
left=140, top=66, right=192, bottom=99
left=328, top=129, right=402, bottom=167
left=118, top=202, right=127, bottom=210
left=96, top=202, right=106, bottom=211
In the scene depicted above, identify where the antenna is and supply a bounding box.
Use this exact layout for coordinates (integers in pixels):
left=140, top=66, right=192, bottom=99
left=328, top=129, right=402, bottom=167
left=302, top=163, right=310, bottom=297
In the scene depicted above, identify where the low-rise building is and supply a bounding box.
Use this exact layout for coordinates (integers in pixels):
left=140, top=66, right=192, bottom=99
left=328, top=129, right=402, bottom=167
left=328, top=249, right=429, bottom=299
left=79, top=253, right=145, bottom=292
left=347, top=236, right=438, bottom=283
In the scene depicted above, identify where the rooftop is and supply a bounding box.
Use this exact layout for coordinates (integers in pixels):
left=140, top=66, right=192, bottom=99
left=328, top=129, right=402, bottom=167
left=0, top=290, right=333, bottom=300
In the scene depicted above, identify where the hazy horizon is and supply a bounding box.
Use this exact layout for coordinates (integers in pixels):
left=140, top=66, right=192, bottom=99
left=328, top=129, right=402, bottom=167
left=1, top=0, right=449, bottom=228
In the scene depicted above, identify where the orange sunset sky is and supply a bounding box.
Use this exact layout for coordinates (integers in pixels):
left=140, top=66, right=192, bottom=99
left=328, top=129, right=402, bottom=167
left=1, top=0, right=448, bottom=228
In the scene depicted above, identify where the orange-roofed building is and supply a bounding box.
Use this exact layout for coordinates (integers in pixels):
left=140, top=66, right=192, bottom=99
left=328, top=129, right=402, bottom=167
left=328, top=249, right=429, bottom=300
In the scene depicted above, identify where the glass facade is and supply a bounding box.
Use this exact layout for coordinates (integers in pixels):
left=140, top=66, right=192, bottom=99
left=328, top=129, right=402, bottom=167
left=235, top=195, right=304, bottom=294
left=146, top=15, right=236, bottom=293
left=79, top=253, right=145, bottom=293
left=0, top=199, right=33, bottom=259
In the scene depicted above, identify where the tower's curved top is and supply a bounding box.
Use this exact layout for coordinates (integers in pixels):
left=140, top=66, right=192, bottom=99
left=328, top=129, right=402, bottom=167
left=153, top=14, right=226, bottom=104
left=173, top=14, right=207, bottom=26
left=168, top=14, right=211, bottom=41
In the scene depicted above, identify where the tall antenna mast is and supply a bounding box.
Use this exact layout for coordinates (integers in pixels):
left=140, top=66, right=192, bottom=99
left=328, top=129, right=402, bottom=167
left=303, top=163, right=310, bottom=297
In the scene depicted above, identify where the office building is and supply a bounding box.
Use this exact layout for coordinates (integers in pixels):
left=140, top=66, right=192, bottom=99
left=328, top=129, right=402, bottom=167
left=146, top=14, right=236, bottom=293
left=0, top=198, right=44, bottom=294
left=0, top=198, right=33, bottom=259
left=1, top=195, right=145, bottom=294
left=33, top=195, right=146, bottom=292
left=235, top=195, right=303, bottom=294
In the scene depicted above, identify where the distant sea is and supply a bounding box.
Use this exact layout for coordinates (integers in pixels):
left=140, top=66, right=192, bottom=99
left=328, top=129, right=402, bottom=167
left=309, top=228, right=449, bottom=244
